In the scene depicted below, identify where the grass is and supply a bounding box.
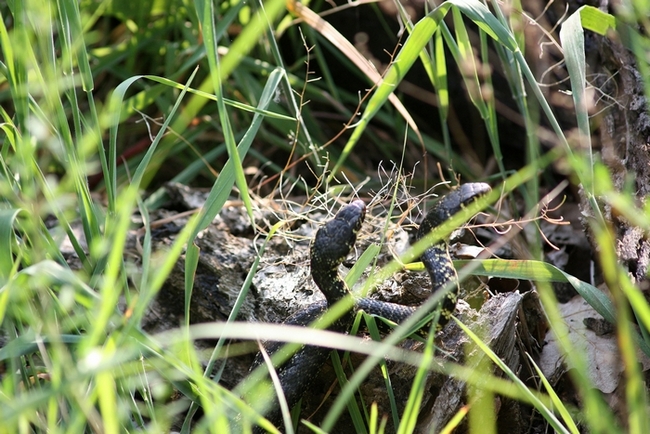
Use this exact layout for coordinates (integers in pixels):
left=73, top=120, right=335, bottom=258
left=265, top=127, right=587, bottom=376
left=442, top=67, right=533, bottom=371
left=1, top=0, right=650, bottom=433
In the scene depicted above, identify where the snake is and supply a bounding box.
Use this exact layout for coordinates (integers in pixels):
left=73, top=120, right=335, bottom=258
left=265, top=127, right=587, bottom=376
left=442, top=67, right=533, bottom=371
left=248, top=182, right=491, bottom=427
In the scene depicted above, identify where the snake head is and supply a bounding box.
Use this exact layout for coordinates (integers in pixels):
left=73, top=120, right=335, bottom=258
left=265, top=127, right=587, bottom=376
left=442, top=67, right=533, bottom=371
left=311, top=200, right=366, bottom=269
left=418, top=182, right=491, bottom=237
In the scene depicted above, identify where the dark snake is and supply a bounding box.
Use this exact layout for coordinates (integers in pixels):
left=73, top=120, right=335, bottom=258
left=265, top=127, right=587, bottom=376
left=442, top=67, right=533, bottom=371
left=248, top=182, right=491, bottom=427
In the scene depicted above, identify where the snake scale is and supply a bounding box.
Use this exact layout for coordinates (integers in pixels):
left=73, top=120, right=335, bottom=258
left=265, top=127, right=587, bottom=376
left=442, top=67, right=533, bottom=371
left=248, top=182, right=491, bottom=428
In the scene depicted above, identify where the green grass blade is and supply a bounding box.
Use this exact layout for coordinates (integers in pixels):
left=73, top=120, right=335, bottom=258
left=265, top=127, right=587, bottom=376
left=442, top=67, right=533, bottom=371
left=102, top=69, right=197, bottom=207
left=396, top=324, right=435, bottom=434
left=0, top=208, right=23, bottom=283
left=454, top=317, right=572, bottom=434
left=457, top=258, right=615, bottom=321
left=57, top=0, right=93, bottom=91
left=131, top=70, right=198, bottom=190
left=179, top=66, right=287, bottom=428
left=525, top=353, right=581, bottom=434
left=192, top=67, right=286, bottom=236
left=592, top=222, right=649, bottom=434
left=84, top=70, right=197, bottom=349
left=578, top=6, right=616, bottom=35
left=539, top=276, right=624, bottom=434
left=137, top=75, right=294, bottom=121
left=219, top=0, right=287, bottom=82
left=0, top=4, right=29, bottom=130
left=452, top=7, right=488, bottom=118
left=123, top=0, right=286, bottom=190
left=326, top=2, right=453, bottom=183
left=196, top=0, right=253, bottom=223
left=331, top=350, right=368, bottom=434
left=328, top=0, right=521, bottom=182
left=96, top=340, right=119, bottom=434
left=363, top=313, right=399, bottom=429
left=433, top=30, right=449, bottom=119
left=559, top=7, right=592, bottom=188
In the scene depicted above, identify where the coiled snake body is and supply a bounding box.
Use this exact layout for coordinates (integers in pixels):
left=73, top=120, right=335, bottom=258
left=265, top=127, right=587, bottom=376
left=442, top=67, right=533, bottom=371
left=249, top=183, right=491, bottom=426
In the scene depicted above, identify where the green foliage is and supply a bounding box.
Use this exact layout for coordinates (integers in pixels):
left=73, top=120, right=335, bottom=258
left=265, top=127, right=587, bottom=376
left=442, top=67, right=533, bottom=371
left=1, top=0, right=649, bottom=433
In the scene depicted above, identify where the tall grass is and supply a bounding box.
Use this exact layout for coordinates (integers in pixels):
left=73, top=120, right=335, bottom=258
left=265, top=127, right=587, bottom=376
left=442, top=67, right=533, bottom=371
left=1, top=0, right=649, bottom=433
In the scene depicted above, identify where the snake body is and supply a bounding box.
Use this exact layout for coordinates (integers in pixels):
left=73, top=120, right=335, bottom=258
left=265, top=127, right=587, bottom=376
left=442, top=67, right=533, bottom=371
left=249, top=182, right=491, bottom=426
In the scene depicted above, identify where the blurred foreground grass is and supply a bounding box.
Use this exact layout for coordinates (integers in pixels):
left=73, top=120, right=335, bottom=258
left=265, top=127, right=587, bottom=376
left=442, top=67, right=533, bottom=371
left=1, top=0, right=650, bottom=433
